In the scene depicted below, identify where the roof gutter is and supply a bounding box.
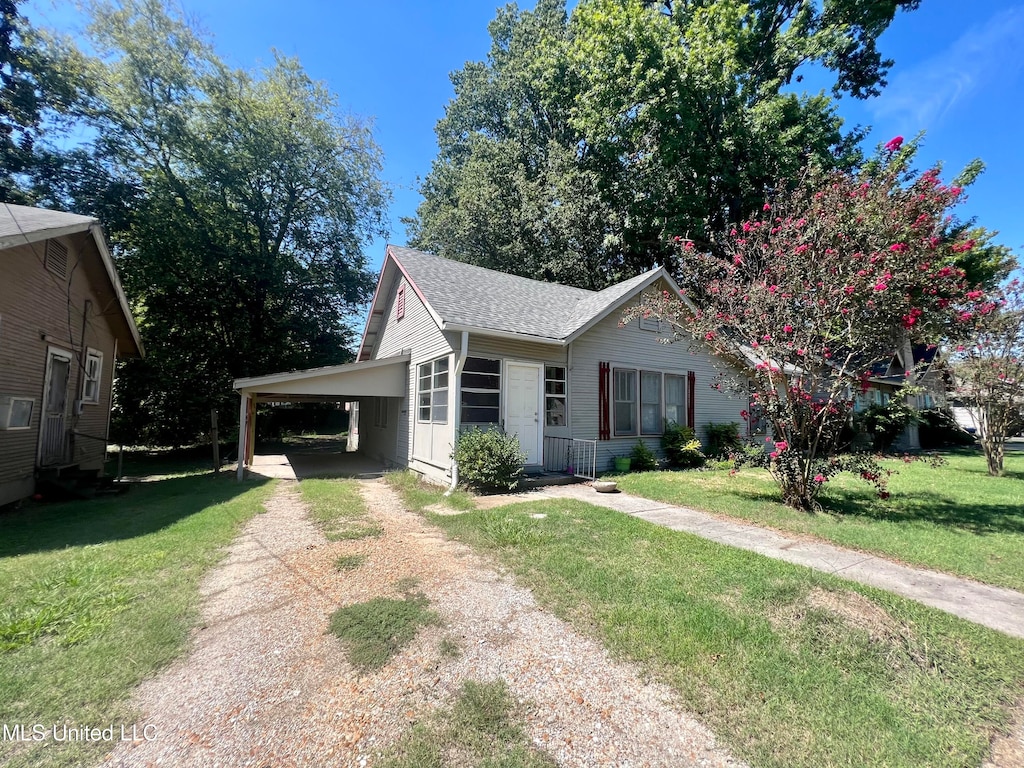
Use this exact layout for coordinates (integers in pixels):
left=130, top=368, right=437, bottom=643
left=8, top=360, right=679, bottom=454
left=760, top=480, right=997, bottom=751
left=441, top=323, right=566, bottom=346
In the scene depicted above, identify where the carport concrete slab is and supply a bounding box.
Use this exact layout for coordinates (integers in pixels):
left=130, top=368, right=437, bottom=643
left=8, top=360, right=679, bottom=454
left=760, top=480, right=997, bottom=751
left=545, top=483, right=1024, bottom=639
left=244, top=450, right=386, bottom=481
left=246, top=454, right=297, bottom=480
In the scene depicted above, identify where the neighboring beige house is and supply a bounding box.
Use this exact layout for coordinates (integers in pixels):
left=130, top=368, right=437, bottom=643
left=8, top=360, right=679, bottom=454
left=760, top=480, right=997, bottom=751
left=855, top=343, right=947, bottom=449
left=0, top=204, right=143, bottom=506
left=234, top=245, right=747, bottom=485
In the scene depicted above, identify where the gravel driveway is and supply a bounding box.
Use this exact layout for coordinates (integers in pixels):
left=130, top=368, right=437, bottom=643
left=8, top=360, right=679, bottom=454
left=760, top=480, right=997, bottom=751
left=98, top=479, right=744, bottom=768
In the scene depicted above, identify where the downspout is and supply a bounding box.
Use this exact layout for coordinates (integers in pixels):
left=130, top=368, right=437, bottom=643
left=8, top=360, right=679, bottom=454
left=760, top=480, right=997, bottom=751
left=445, top=331, right=468, bottom=496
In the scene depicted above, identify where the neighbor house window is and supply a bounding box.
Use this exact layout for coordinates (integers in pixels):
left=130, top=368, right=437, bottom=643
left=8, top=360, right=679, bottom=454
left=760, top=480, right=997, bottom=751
left=0, top=396, right=34, bottom=430
left=396, top=285, right=406, bottom=320
left=613, top=368, right=637, bottom=435
left=665, top=374, right=685, bottom=426
left=640, top=371, right=662, bottom=434
left=460, top=357, right=500, bottom=424
left=545, top=366, right=566, bottom=426
left=82, top=349, right=103, bottom=404
left=417, top=357, right=449, bottom=423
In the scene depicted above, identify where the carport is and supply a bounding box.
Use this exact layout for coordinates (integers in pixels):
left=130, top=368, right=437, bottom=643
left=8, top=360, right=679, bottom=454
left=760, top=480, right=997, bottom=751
left=232, top=354, right=410, bottom=481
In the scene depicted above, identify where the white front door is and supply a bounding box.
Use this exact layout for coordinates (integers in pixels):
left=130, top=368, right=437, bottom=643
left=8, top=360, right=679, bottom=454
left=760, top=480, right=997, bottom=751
left=505, top=362, right=543, bottom=465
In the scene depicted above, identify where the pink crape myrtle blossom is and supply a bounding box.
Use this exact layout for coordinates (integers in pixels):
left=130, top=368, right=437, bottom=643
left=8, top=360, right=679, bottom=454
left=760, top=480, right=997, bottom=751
left=621, top=138, right=989, bottom=510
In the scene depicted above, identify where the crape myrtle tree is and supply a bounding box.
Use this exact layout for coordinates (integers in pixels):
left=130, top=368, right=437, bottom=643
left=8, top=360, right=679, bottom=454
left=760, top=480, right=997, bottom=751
left=623, top=137, right=999, bottom=510
left=38, top=0, right=388, bottom=446
left=953, top=279, right=1024, bottom=476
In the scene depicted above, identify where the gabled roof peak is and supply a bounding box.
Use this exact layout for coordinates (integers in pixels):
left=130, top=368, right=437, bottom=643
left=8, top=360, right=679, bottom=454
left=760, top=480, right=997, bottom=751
left=386, top=245, right=669, bottom=341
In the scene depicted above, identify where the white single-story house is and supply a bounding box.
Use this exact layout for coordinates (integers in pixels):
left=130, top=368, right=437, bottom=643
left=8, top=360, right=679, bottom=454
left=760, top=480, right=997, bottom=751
left=233, top=245, right=748, bottom=484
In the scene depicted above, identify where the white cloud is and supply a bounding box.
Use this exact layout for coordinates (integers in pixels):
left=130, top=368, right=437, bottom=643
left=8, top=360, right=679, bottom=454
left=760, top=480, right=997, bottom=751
left=871, top=6, right=1024, bottom=129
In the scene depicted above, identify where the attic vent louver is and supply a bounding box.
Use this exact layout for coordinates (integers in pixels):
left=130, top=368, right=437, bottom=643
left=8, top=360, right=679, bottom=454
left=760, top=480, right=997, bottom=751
left=45, top=240, right=68, bottom=279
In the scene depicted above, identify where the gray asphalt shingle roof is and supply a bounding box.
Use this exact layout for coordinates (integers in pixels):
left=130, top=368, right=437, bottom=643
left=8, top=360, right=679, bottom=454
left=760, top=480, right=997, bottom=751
left=0, top=203, right=96, bottom=248
left=388, top=245, right=665, bottom=341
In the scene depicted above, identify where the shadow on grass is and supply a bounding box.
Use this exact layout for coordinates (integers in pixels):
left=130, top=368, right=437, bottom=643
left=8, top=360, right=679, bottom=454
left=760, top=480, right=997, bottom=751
left=828, top=489, right=1024, bottom=536
left=725, top=481, right=1024, bottom=537
left=0, top=474, right=269, bottom=558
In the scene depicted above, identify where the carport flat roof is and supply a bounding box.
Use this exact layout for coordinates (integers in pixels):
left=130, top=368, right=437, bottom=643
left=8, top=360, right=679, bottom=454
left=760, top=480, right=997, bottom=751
left=234, top=354, right=409, bottom=401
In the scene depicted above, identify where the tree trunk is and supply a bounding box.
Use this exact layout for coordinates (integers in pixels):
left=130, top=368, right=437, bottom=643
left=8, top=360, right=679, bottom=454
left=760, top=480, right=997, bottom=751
left=985, top=441, right=1005, bottom=476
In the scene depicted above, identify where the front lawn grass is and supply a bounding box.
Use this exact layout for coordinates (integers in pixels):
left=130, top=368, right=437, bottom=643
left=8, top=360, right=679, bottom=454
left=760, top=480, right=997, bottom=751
left=299, top=478, right=383, bottom=540
left=0, top=474, right=273, bottom=768
left=379, top=679, right=556, bottom=768
left=392, top=473, right=1024, bottom=768
left=616, top=450, right=1024, bottom=591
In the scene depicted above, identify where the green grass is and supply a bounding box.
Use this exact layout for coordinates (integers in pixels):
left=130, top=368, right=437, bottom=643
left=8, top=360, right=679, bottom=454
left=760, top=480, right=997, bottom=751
left=334, top=554, right=367, bottom=571
left=438, top=635, right=461, bottom=658
left=329, top=589, right=440, bottom=671
left=0, top=473, right=273, bottom=768
left=615, top=450, right=1024, bottom=591
left=299, top=478, right=383, bottom=540
left=413, top=496, right=1024, bottom=768
left=379, top=679, right=556, bottom=768
left=383, top=470, right=475, bottom=513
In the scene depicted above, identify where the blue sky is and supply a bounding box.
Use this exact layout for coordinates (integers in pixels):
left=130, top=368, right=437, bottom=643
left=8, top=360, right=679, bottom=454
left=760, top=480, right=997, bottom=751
left=26, top=0, right=1024, bottom=278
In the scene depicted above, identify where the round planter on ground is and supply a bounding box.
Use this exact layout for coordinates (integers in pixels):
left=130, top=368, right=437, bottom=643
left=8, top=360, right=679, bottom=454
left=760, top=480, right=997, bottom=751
left=613, top=457, right=631, bottom=473
left=593, top=480, right=618, bottom=493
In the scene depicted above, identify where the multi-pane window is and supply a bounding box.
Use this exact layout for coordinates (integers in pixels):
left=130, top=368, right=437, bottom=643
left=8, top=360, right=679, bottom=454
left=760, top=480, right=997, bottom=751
left=613, top=369, right=637, bottom=435
left=615, top=369, right=686, bottom=435
left=640, top=371, right=662, bottom=434
left=461, top=357, right=501, bottom=424
left=665, top=374, right=686, bottom=426
left=82, top=349, right=103, bottom=404
left=417, top=357, right=449, bottom=423
left=545, top=366, right=566, bottom=426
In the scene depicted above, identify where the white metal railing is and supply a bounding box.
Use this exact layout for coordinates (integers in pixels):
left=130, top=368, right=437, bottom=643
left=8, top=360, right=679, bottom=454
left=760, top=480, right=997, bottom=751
left=570, top=438, right=597, bottom=480
left=542, top=436, right=597, bottom=480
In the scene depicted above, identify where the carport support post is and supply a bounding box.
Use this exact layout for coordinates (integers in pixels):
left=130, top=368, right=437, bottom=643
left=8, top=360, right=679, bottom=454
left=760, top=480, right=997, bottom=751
left=236, top=392, right=250, bottom=481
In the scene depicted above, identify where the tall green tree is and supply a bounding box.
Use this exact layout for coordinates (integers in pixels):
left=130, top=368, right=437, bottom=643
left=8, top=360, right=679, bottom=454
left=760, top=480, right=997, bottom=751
left=0, top=0, right=82, bottom=202
left=45, top=0, right=388, bottom=445
left=409, top=0, right=919, bottom=287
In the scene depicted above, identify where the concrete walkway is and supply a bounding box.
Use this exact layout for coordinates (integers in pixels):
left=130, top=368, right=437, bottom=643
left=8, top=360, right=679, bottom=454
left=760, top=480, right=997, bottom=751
left=532, top=484, right=1024, bottom=640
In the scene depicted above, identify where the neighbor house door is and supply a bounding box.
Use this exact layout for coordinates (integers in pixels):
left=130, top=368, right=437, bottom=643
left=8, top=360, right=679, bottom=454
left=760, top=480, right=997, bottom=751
left=504, top=362, right=543, bottom=465
left=39, top=348, right=72, bottom=466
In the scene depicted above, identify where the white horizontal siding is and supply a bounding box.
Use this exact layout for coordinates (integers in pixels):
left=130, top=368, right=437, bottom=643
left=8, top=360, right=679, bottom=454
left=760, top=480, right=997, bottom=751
left=570, top=300, right=748, bottom=472
left=372, top=276, right=453, bottom=469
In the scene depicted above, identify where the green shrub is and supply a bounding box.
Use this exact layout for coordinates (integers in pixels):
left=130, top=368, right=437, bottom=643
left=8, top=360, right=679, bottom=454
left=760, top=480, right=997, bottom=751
left=662, top=422, right=706, bottom=469
left=706, top=422, right=743, bottom=458
left=630, top=439, right=659, bottom=472
left=454, top=427, right=526, bottom=492
left=918, top=408, right=976, bottom=448
left=857, top=398, right=921, bottom=452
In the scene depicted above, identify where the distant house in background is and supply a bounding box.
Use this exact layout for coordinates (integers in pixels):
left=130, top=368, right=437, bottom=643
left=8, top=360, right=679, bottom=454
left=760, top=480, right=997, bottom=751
left=0, top=204, right=143, bottom=506
left=235, top=245, right=747, bottom=485
left=855, top=343, right=947, bottom=450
